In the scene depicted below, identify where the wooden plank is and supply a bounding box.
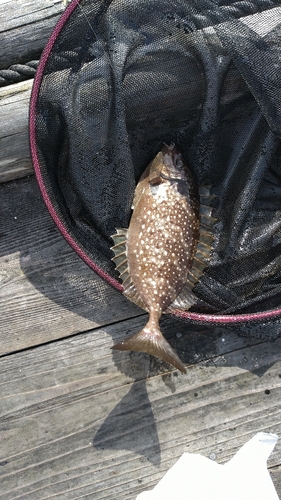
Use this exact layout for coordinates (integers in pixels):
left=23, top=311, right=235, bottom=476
left=271, top=465, right=281, bottom=495
left=0, top=0, right=69, bottom=182
left=0, top=81, right=33, bottom=183
left=0, top=176, right=143, bottom=354
left=0, top=322, right=280, bottom=499
left=0, top=0, right=67, bottom=69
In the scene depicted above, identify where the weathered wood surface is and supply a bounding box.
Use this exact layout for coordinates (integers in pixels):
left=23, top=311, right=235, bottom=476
left=0, top=315, right=281, bottom=498
left=0, top=176, right=144, bottom=354
left=0, top=81, right=33, bottom=183
left=1, top=176, right=281, bottom=498
left=0, top=0, right=68, bottom=69
left=0, top=0, right=70, bottom=182
left=0, top=0, right=68, bottom=183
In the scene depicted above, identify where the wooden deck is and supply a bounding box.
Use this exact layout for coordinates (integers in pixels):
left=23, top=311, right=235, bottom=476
left=1, top=176, right=281, bottom=499
left=1, top=1, right=281, bottom=498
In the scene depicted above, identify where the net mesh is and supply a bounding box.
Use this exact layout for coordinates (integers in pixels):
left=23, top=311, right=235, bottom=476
left=32, top=0, right=281, bottom=336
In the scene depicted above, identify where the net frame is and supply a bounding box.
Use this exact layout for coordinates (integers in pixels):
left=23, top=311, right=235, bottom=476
left=29, top=0, right=281, bottom=331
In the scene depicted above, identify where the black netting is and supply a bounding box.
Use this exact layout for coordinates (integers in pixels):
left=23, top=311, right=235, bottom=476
left=32, top=0, right=281, bottom=332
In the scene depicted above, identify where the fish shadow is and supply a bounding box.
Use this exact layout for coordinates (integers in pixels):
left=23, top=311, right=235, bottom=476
left=93, top=378, right=161, bottom=465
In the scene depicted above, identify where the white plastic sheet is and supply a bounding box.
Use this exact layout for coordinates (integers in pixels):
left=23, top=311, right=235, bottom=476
left=136, top=433, right=279, bottom=500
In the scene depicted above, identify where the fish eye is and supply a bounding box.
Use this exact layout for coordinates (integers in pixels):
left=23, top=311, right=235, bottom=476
left=175, top=157, right=183, bottom=169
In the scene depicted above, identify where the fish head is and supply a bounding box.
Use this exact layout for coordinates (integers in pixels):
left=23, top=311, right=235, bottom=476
left=160, top=142, right=187, bottom=180
left=133, top=143, right=195, bottom=208
left=146, top=143, right=196, bottom=202
left=147, top=143, right=189, bottom=187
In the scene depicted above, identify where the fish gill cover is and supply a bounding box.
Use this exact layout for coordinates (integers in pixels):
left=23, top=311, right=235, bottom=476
left=30, top=0, right=281, bottom=340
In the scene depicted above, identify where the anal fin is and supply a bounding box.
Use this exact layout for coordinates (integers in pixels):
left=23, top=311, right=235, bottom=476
left=167, top=286, right=197, bottom=313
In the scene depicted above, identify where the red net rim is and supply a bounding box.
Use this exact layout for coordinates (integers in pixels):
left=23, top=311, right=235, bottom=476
left=29, top=0, right=281, bottom=324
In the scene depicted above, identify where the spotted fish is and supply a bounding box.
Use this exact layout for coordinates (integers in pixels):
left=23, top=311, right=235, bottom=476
left=111, top=143, right=215, bottom=373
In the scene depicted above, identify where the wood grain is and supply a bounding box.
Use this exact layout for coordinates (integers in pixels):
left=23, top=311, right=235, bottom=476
left=0, top=0, right=70, bottom=183
left=0, top=176, right=143, bottom=354
left=0, top=81, right=33, bottom=182
left=0, top=0, right=67, bottom=69
left=0, top=323, right=280, bottom=499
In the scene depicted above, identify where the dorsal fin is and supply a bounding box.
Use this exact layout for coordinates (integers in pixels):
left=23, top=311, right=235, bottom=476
left=168, top=186, right=216, bottom=313
left=111, top=228, right=147, bottom=311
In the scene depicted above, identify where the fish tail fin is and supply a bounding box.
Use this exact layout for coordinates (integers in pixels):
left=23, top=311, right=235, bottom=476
left=112, top=323, right=186, bottom=374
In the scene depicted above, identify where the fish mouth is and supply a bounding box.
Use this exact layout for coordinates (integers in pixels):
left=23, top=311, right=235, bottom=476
left=162, top=142, right=183, bottom=160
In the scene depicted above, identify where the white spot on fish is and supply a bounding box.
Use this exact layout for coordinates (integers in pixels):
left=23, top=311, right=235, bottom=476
left=111, top=143, right=207, bottom=373
left=154, top=183, right=170, bottom=202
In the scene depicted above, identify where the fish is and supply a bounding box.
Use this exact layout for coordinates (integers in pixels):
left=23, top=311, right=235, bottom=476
left=111, top=143, right=215, bottom=373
